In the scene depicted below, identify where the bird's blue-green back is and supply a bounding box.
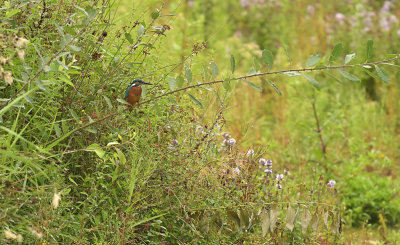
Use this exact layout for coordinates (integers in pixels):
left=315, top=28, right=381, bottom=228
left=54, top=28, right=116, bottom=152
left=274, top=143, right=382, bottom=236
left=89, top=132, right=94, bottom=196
left=124, top=86, right=132, bottom=99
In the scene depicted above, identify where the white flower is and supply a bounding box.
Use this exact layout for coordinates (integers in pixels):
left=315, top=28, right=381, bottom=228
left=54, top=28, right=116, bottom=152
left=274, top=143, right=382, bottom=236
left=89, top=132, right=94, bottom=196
left=276, top=174, right=284, bottom=181
left=246, top=149, right=255, bottom=157
left=52, top=192, right=61, bottom=209
left=276, top=184, right=282, bottom=189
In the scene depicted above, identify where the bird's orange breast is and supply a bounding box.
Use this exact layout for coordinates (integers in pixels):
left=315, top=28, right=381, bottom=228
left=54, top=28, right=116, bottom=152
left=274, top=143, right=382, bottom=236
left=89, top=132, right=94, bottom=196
left=126, top=86, right=142, bottom=106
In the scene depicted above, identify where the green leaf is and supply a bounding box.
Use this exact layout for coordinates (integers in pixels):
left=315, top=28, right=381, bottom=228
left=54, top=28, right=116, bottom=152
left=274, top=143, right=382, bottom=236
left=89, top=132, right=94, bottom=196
left=262, top=78, right=281, bottom=96
left=338, top=70, right=361, bottom=82
left=69, top=45, right=81, bottom=52
left=303, top=74, right=321, bottom=89
left=223, top=78, right=231, bottom=91
left=125, top=33, right=133, bottom=44
left=260, top=209, right=270, bottom=237
left=344, top=53, right=356, bottom=64
left=58, top=74, right=74, bottom=87
left=375, top=65, right=390, bottom=83
left=329, top=43, right=343, bottom=62
left=176, top=75, right=184, bottom=88
left=151, top=11, right=160, bottom=19
left=210, top=61, right=219, bottom=78
left=117, top=98, right=130, bottom=105
left=306, top=54, right=321, bottom=67
left=6, top=9, right=21, bottom=18
left=168, top=77, right=177, bottom=91
left=245, top=80, right=262, bottom=92
left=87, top=143, right=105, bottom=158
left=262, top=50, right=274, bottom=68
left=69, top=109, right=79, bottom=123
left=366, top=40, right=374, bottom=61
left=286, top=206, right=297, bottom=232
left=202, top=64, right=210, bottom=81
left=185, top=66, right=192, bottom=83
left=103, top=95, right=113, bottom=110
left=301, top=209, right=312, bottom=234
left=137, top=25, right=145, bottom=36
left=115, top=148, right=126, bottom=165
left=283, top=71, right=301, bottom=77
left=188, top=94, right=203, bottom=108
left=230, top=54, right=235, bottom=74
left=270, top=205, right=279, bottom=232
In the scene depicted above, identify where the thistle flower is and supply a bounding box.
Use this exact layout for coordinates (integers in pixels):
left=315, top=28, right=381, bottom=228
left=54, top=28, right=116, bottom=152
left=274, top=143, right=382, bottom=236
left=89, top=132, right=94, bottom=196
left=3, top=71, right=13, bottom=85
left=52, top=192, right=61, bottom=209
left=246, top=149, right=255, bottom=157
left=14, top=37, right=29, bottom=49
left=327, top=180, right=336, bottom=189
left=276, top=174, right=284, bottom=181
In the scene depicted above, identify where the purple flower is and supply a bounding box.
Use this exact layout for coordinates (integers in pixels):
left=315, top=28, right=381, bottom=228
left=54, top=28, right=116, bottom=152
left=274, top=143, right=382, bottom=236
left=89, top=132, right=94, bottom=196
left=222, top=132, right=230, bottom=139
left=196, top=126, right=204, bottom=134
left=276, top=174, right=284, bottom=181
left=259, top=158, right=267, bottom=165
left=276, top=184, right=282, bottom=189
left=241, top=0, right=250, bottom=7
left=266, top=159, right=272, bottom=167
left=381, top=1, right=392, bottom=15
left=227, top=138, right=236, bottom=146
left=171, top=139, right=179, bottom=146
left=264, top=168, right=272, bottom=175
left=284, top=168, right=290, bottom=175
left=397, top=29, right=400, bottom=37
left=233, top=167, right=241, bottom=175
left=327, top=180, right=336, bottom=189
left=246, top=149, right=255, bottom=157
left=335, top=13, right=346, bottom=25
left=307, top=5, right=315, bottom=15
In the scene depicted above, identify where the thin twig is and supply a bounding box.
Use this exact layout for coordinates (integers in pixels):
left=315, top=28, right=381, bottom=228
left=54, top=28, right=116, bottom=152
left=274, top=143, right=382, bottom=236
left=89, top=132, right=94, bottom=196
left=312, top=101, right=326, bottom=158
left=45, top=56, right=400, bottom=147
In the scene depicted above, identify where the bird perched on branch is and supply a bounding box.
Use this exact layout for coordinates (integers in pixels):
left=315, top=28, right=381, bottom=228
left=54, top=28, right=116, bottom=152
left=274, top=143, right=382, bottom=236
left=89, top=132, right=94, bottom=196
left=124, top=79, right=152, bottom=106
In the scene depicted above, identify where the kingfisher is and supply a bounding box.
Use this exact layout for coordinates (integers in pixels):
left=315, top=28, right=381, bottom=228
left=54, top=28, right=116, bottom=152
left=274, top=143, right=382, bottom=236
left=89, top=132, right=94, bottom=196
left=124, top=79, right=152, bottom=106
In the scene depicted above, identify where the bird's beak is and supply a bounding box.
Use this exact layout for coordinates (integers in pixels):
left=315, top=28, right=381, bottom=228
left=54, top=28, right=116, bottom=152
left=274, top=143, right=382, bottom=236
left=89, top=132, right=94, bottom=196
left=141, top=81, right=152, bottom=85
